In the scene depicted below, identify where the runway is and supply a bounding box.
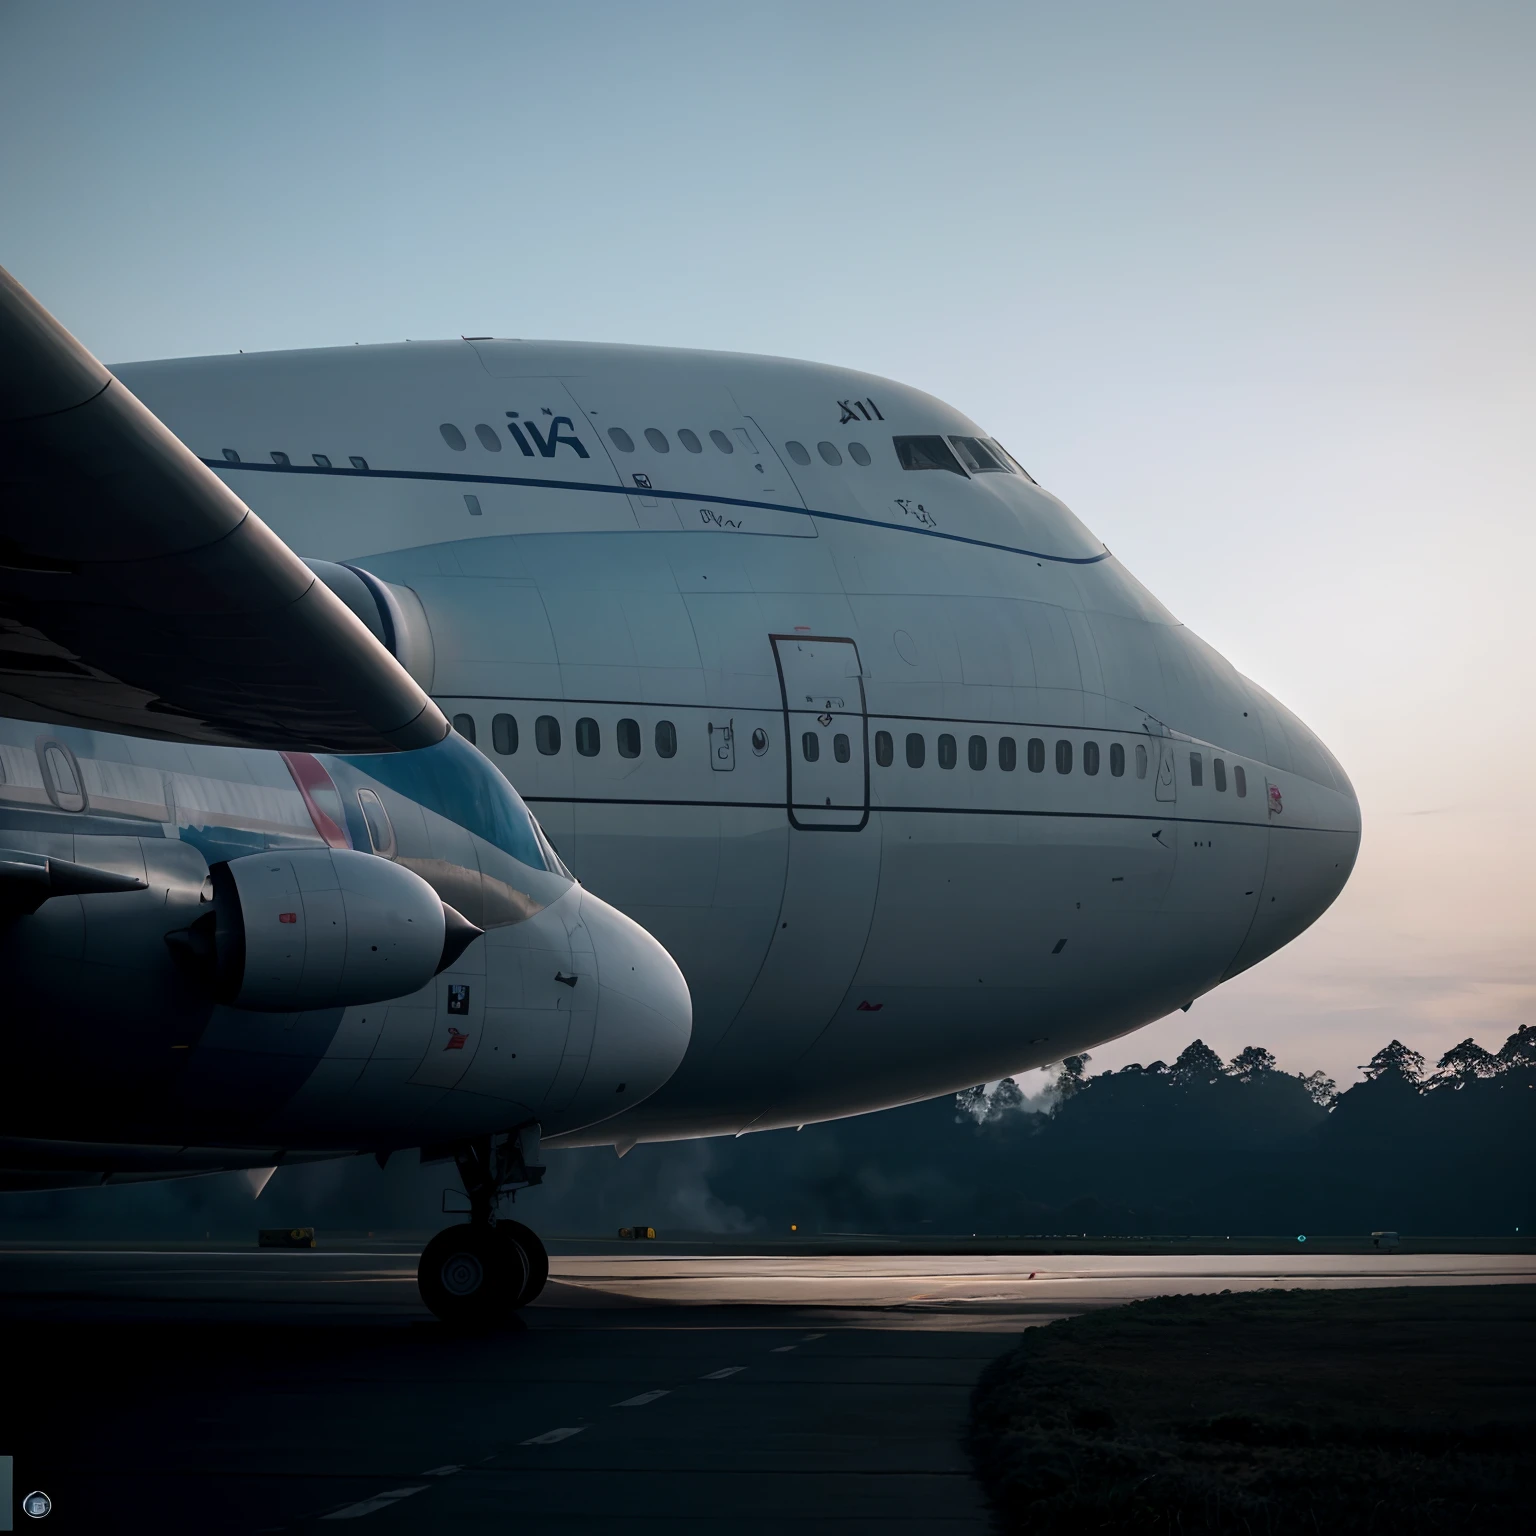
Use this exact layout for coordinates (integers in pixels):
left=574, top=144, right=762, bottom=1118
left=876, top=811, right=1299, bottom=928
left=0, top=1246, right=1528, bottom=1533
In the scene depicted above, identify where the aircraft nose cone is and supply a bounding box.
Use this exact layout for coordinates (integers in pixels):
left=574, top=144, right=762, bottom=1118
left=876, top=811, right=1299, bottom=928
left=1223, top=691, right=1361, bottom=982
left=578, top=889, right=692, bottom=1113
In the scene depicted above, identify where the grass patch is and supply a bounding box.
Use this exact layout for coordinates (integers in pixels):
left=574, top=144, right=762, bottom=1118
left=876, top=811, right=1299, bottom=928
left=968, top=1284, right=1535, bottom=1533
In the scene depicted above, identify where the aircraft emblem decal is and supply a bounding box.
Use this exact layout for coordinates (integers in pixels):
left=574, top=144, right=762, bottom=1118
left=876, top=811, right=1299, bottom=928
left=1268, top=783, right=1284, bottom=816
left=444, top=1027, right=468, bottom=1051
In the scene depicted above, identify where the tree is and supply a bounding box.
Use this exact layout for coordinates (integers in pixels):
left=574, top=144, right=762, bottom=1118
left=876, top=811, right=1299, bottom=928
left=1497, top=1024, right=1536, bottom=1073
left=1362, top=1040, right=1426, bottom=1085
left=1228, top=1046, right=1278, bottom=1083
left=1430, top=1037, right=1498, bottom=1089
left=990, top=1077, right=1025, bottom=1116
left=1054, top=1056, right=1091, bottom=1102
left=955, top=1085, right=987, bottom=1122
left=1170, top=1039, right=1224, bottom=1087
left=1299, top=1070, right=1338, bottom=1109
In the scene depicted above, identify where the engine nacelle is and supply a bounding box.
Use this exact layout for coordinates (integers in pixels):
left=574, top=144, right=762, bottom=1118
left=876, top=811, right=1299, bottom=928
left=195, top=848, right=467, bottom=1011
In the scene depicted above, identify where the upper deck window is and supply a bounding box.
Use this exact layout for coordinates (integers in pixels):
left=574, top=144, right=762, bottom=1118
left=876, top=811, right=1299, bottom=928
left=349, top=456, right=368, bottom=471
left=475, top=424, right=502, bottom=452
left=949, top=436, right=1008, bottom=473
left=644, top=428, right=670, bottom=453
left=678, top=429, right=702, bottom=453
left=439, top=424, right=466, bottom=451
left=222, top=448, right=240, bottom=463
left=893, top=436, right=966, bottom=476
left=847, top=442, right=872, bottom=466
left=608, top=428, right=635, bottom=453
left=710, top=430, right=734, bottom=454
left=270, top=451, right=290, bottom=467
left=817, top=441, right=843, bottom=466
left=785, top=440, right=812, bottom=465
left=312, top=454, right=331, bottom=468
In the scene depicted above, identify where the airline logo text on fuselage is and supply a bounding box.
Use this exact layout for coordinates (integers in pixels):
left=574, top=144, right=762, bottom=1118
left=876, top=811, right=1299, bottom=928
left=504, top=409, right=589, bottom=459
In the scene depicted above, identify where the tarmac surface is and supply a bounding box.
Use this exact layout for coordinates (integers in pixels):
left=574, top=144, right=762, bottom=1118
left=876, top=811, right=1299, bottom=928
left=0, top=1245, right=1529, bottom=1534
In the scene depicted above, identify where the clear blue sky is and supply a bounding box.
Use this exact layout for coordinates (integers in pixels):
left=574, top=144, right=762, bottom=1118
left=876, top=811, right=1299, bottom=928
left=3, top=0, right=1533, bottom=1084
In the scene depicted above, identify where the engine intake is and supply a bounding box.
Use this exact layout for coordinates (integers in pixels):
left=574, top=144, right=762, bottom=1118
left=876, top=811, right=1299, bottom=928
left=167, top=848, right=480, bottom=1011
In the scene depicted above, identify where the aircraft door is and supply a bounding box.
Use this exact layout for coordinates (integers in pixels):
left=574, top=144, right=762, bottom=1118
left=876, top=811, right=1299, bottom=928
left=1155, top=741, right=1178, bottom=802
left=771, top=635, right=868, bottom=831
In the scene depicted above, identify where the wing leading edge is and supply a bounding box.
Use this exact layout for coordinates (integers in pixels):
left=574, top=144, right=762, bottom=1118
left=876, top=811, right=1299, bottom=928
left=0, top=265, right=446, bottom=752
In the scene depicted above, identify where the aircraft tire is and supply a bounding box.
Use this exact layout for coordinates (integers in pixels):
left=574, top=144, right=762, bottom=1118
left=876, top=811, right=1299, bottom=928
left=493, top=1220, right=549, bottom=1307
left=418, top=1224, right=507, bottom=1327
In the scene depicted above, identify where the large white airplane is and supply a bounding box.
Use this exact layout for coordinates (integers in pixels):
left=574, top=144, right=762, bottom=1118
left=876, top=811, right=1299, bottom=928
left=0, top=267, right=1358, bottom=1322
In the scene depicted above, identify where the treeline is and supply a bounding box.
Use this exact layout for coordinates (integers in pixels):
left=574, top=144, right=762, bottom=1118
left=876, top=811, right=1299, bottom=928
left=658, top=1026, right=1536, bottom=1238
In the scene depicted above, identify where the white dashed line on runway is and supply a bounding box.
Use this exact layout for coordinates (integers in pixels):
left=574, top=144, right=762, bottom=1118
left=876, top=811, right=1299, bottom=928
left=321, top=1486, right=428, bottom=1520
left=613, top=1389, right=670, bottom=1407
left=522, top=1427, right=586, bottom=1445
left=700, top=1366, right=746, bottom=1379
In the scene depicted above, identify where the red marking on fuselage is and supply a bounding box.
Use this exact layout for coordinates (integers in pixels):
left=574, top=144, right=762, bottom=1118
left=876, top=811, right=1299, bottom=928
left=444, top=1028, right=468, bottom=1051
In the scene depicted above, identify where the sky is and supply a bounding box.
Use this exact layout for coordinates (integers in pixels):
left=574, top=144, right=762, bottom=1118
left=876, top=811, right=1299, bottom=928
left=3, top=0, right=1533, bottom=1091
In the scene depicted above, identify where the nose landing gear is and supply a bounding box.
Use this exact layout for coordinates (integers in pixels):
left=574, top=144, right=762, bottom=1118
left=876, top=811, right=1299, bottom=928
left=416, top=1128, right=549, bottom=1327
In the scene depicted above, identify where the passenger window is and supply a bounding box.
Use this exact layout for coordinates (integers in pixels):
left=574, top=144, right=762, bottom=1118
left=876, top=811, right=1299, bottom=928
left=817, top=441, right=843, bottom=466
left=710, top=429, right=734, bottom=453
left=1056, top=740, right=1073, bottom=774
left=875, top=730, right=894, bottom=767
left=492, top=713, right=518, bottom=754
left=463, top=494, right=482, bottom=516
left=938, top=734, right=957, bottom=770
left=357, top=788, right=396, bottom=857
left=999, top=736, right=1017, bottom=772
left=222, top=448, right=240, bottom=463
left=1214, top=757, right=1228, bottom=792
left=968, top=735, right=987, bottom=770
left=271, top=451, right=290, bottom=466
left=802, top=731, right=820, bottom=762
left=1136, top=743, right=1149, bottom=779
left=893, top=435, right=967, bottom=476
left=313, top=453, right=331, bottom=468
left=617, top=718, right=641, bottom=758
left=678, top=428, right=702, bottom=453
left=1235, top=764, right=1247, bottom=797
left=608, top=427, right=635, bottom=453
left=41, top=743, right=83, bottom=810
left=655, top=720, right=677, bottom=758
left=475, top=424, right=501, bottom=452
left=576, top=717, right=600, bottom=757
left=785, top=440, right=812, bottom=465
left=1110, top=742, right=1125, bottom=777
left=828, top=733, right=848, bottom=763
left=1028, top=737, right=1045, bottom=773
left=949, top=436, right=1007, bottom=473
left=440, top=424, right=467, bottom=451
left=906, top=733, right=925, bottom=769
left=536, top=715, right=561, bottom=755
left=349, top=456, right=368, bottom=471
left=848, top=442, right=872, bottom=466
left=1189, top=752, right=1203, bottom=787
left=644, top=428, right=670, bottom=453
left=1083, top=741, right=1100, bottom=776
left=452, top=713, right=477, bottom=744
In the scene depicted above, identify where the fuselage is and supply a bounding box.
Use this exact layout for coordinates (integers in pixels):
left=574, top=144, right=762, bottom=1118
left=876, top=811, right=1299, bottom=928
left=17, top=337, right=1358, bottom=1159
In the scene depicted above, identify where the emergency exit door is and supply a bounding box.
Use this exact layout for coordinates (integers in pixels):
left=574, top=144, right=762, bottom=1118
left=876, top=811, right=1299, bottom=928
left=771, top=635, right=869, bottom=830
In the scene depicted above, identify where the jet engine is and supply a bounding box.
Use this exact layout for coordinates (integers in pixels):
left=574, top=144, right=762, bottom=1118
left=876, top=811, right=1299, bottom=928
left=168, top=847, right=481, bottom=1011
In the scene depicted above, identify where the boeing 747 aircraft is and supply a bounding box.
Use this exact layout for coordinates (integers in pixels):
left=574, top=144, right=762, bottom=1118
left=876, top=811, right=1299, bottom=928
left=0, top=266, right=1359, bottom=1321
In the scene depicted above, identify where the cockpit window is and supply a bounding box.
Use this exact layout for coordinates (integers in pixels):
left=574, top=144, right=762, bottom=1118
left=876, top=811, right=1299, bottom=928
left=949, top=436, right=1008, bottom=473
left=337, top=730, right=558, bottom=875
left=893, top=435, right=967, bottom=476
left=984, top=438, right=1037, bottom=484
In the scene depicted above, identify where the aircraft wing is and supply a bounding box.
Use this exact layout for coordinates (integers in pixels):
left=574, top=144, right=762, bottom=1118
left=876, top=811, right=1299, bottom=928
left=0, top=265, right=446, bottom=752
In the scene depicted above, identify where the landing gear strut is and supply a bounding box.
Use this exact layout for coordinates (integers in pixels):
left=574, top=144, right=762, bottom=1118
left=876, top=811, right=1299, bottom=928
left=416, top=1126, right=549, bottom=1327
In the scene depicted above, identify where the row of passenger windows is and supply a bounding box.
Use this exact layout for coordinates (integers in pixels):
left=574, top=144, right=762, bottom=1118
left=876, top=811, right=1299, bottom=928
left=865, top=732, right=1143, bottom=776
left=438, top=418, right=1034, bottom=484
left=220, top=448, right=370, bottom=471
left=454, top=712, right=677, bottom=760
left=454, top=711, right=1248, bottom=797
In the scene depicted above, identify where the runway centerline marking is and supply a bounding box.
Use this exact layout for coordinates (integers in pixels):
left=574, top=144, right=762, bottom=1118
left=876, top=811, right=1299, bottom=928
left=522, top=1427, right=586, bottom=1445
left=770, top=1345, right=797, bottom=1352
left=701, top=1366, right=746, bottom=1379
left=421, top=1465, right=461, bottom=1477
left=321, top=1486, right=427, bottom=1520
left=613, top=1390, right=669, bottom=1407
